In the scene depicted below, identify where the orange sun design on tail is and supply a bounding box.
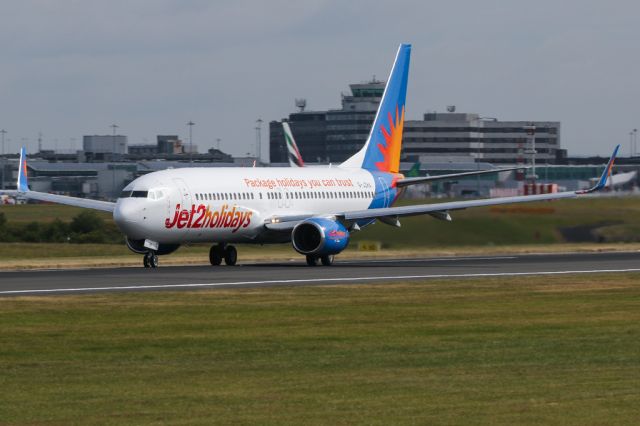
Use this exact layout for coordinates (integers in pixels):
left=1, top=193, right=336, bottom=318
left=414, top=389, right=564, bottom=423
left=375, top=105, right=405, bottom=173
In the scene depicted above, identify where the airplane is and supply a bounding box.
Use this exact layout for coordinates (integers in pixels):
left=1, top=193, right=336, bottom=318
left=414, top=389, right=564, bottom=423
left=15, top=43, right=619, bottom=269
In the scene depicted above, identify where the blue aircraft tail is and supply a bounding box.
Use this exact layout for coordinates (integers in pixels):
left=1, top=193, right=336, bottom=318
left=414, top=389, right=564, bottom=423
left=341, top=43, right=411, bottom=174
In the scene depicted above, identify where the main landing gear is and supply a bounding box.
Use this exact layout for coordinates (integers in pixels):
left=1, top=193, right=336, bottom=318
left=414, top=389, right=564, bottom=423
left=209, top=244, right=237, bottom=266
left=306, top=254, right=334, bottom=266
left=143, top=251, right=158, bottom=268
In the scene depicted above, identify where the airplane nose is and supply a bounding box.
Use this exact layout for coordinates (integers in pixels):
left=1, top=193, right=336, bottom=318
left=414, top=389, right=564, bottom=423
left=113, top=200, right=144, bottom=237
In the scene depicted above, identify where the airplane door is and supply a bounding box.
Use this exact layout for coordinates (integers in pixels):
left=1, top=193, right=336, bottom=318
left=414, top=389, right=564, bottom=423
left=277, top=187, right=294, bottom=209
left=172, top=178, right=192, bottom=236
left=279, top=188, right=292, bottom=209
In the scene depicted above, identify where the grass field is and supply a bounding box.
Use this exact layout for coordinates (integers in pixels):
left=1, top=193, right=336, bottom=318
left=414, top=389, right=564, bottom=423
left=1, top=274, right=639, bottom=425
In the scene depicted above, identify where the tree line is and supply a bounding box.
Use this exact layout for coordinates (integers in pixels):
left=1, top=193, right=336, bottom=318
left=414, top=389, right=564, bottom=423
left=0, top=211, right=123, bottom=243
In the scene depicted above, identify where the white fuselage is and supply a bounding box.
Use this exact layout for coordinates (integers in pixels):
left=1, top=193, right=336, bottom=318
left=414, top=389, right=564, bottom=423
left=113, top=166, right=393, bottom=245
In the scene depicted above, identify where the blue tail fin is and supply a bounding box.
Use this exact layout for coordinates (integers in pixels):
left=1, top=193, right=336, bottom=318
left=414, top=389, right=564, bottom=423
left=341, top=44, right=411, bottom=173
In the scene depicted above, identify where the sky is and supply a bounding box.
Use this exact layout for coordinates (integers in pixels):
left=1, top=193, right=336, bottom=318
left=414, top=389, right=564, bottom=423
left=0, top=0, right=638, bottom=158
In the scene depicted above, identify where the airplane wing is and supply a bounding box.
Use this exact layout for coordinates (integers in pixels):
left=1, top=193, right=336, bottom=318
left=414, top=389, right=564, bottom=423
left=265, top=145, right=619, bottom=231
left=395, top=166, right=529, bottom=188
left=16, top=147, right=116, bottom=213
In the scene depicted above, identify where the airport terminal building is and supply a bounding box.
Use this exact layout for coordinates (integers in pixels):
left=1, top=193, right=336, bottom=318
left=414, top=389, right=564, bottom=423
left=269, top=80, right=564, bottom=165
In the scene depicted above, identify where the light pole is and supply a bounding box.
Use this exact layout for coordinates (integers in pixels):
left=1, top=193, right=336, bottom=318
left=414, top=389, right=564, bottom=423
left=110, top=124, right=119, bottom=199
left=630, top=131, right=634, bottom=157
left=634, top=129, right=638, bottom=157
left=0, top=129, right=6, bottom=190
left=255, top=118, right=263, bottom=164
left=187, top=121, right=195, bottom=164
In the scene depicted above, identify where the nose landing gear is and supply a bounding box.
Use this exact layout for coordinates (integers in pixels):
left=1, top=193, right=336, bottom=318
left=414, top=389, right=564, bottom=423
left=143, top=251, right=158, bottom=268
left=209, top=244, right=237, bottom=266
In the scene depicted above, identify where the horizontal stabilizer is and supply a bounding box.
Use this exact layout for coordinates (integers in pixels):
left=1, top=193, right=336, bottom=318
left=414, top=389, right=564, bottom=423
left=396, top=166, right=529, bottom=188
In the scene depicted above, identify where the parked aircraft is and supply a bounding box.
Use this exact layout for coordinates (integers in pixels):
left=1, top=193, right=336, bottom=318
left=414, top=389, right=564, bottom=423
left=15, top=44, right=619, bottom=268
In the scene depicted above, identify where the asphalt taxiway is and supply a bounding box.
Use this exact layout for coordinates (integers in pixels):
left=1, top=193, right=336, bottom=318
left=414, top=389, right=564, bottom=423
left=0, top=251, right=638, bottom=296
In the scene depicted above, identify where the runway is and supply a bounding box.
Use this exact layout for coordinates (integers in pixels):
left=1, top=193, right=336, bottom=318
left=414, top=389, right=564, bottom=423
left=0, top=251, right=639, bottom=296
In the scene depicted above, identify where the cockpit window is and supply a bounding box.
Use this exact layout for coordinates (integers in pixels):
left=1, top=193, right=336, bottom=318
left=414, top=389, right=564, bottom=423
left=148, top=189, right=165, bottom=200
left=131, top=190, right=148, bottom=198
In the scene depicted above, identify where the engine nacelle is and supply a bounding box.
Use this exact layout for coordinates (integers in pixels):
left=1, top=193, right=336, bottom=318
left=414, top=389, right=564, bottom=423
left=291, top=218, right=350, bottom=256
left=125, top=237, right=180, bottom=256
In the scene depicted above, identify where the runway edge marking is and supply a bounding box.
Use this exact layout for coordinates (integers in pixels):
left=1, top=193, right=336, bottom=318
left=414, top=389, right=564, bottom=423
left=2, top=268, right=640, bottom=295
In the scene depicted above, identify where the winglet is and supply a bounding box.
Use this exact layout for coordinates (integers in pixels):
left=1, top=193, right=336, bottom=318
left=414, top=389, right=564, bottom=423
left=17, top=146, right=29, bottom=193
left=577, top=144, right=619, bottom=194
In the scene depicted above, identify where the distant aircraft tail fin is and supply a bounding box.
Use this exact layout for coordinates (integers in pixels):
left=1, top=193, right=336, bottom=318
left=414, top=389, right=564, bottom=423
left=406, top=161, right=421, bottom=177
left=341, top=43, right=411, bottom=173
left=283, top=122, right=304, bottom=167
left=577, top=144, right=620, bottom=194
left=17, top=146, right=29, bottom=192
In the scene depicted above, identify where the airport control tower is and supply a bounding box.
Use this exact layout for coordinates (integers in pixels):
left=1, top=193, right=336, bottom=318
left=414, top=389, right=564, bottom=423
left=269, top=79, right=384, bottom=164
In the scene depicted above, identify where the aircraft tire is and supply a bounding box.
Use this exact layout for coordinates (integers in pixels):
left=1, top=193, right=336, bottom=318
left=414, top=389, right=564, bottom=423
left=209, top=245, right=223, bottom=266
left=320, top=255, right=334, bottom=266
left=149, top=253, right=159, bottom=268
left=143, top=254, right=150, bottom=268
left=306, top=255, right=319, bottom=266
left=224, top=245, right=237, bottom=266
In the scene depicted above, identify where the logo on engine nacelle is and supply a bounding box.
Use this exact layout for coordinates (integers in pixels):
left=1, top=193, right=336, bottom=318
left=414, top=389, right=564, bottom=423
left=328, top=230, right=347, bottom=239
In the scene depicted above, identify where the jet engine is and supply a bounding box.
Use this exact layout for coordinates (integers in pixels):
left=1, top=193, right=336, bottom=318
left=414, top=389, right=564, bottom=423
left=125, top=237, right=180, bottom=256
left=291, top=218, right=350, bottom=256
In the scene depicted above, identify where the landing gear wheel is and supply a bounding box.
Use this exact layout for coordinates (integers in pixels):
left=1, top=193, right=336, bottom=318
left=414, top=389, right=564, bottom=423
left=209, top=245, right=223, bottom=266
left=224, top=245, right=237, bottom=266
left=321, top=255, right=334, bottom=266
left=143, top=252, right=158, bottom=268
left=306, top=255, right=319, bottom=266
